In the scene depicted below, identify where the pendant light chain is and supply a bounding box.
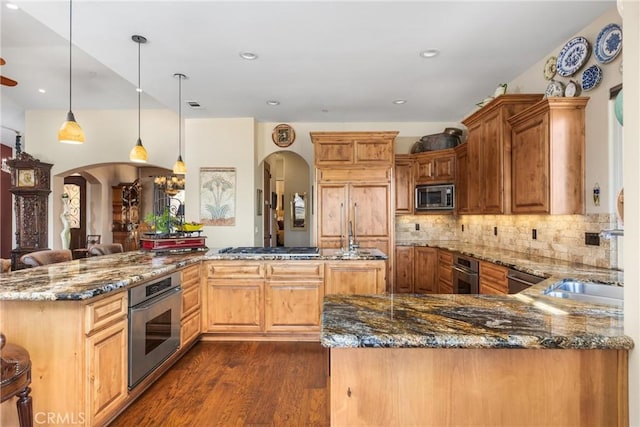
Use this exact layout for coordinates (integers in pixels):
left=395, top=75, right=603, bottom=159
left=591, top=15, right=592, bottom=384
left=178, top=74, right=182, bottom=158
left=138, top=38, right=141, bottom=141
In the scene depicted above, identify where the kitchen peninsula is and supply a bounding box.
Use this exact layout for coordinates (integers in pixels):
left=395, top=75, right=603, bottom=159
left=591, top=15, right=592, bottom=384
left=322, top=289, right=632, bottom=426
left=0, top=247, right=387, bottom=426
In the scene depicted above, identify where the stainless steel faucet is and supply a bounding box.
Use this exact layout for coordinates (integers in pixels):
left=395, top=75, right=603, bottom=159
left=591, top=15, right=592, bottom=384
left=348, top=220, right=358, bottom=252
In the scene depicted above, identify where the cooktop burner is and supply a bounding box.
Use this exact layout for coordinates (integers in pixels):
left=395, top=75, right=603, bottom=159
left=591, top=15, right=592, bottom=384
left=219, top=246, right=320, bottom=256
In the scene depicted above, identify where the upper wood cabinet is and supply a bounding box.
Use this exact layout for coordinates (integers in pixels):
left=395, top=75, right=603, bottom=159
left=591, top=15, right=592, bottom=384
left=460, top=94, right=543, bottom=214
left=508, top=97, right=588, bottom=214
left=414, top=149, right=456, bottom=185
left=394, top=154, right=414, bottom=215
left=454, top=143, right=469, bottom=214
left=312, top=131, right=397, bottom=167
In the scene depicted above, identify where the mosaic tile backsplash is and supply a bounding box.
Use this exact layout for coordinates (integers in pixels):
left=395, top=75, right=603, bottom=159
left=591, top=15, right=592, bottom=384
left=396, top=214, right=623, bottom=269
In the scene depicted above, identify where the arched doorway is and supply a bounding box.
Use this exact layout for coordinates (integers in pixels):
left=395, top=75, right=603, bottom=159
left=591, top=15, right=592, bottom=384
left=262, top=151, right=311, bottom=247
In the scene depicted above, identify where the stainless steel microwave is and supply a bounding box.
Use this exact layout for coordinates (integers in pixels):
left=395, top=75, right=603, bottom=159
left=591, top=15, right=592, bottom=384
left=415, top=184, right=455, bottom=211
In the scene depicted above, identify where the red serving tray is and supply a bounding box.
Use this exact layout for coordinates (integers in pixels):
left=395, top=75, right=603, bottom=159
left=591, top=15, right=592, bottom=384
left=140, top=236, right=207, bottom=251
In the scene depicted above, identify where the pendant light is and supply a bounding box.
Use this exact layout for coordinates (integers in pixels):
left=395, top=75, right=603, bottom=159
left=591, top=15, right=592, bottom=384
left=129, top=35, right=148, bottom=163
left=172, top=73, right=187, bottom=174
left=58, top=0, right=85, bottom=144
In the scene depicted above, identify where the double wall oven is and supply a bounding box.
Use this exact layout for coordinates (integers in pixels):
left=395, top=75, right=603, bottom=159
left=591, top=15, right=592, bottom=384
left=128, top=271, right=182, bottom=389
left=452, top=254, right=479, bottom=294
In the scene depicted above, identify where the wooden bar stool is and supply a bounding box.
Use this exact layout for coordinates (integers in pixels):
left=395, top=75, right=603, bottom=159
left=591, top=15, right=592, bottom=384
left=0, top=333, right=33, bottom=427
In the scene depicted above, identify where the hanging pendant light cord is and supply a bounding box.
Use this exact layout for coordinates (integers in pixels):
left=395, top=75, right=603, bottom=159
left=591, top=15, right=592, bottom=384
left=68, top=0, right=73, bottom=112
left=138, top=38, right=141, bottom=141
left=178, top=74, right=182, bottom=157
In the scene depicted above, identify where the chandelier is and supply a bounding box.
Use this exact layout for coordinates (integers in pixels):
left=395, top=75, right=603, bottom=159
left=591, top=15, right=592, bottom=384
left=154, top=174, right=185, bottom=196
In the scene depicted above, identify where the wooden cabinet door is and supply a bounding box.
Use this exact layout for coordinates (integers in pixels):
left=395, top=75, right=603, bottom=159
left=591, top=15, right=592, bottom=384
left=394, top=246, right=414, bottom=293
left=479, top=261, right=508, bottom=294
left=437, top=250, right=454, bottom=294
left=86, top=319, right=127, bottom=426
left=455, top=143, right=469, bottom=214
left=354, top=137, right=394, bottom=165
left=314, top=138, right=354, bottom=166
left=465, top=121, right=483, bottom=213
left=265, top=281, right=323, bottom=332
left=394, top=156, right=414, bottom=214
left=481, top=110, right=505, bottom=213
left=350, top=183, right=390, bottom=239
left=414, top=247, right=438, bottom=294
left=318, top=184, right=349, bottom=245
left=325, top=262, right=385, bottom=295
left=433, top=153, right=455, bottom=182
left=206, top=280, right=264, bottom=332
left=511, top=114, right=550, bottom=213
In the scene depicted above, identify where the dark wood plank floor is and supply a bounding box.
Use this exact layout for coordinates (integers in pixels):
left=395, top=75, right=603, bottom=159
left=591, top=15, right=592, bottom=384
left=110, top=341, right=330, bottom=427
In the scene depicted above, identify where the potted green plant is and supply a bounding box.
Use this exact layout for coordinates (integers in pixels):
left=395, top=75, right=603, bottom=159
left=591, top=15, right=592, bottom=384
left=144, top=208, right=179, bottom=235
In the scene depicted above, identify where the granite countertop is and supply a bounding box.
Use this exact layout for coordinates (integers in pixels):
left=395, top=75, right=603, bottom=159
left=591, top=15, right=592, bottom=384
left=321, top=293, right=632, bottom=350
left=0, top=251, right=203, bottom=301
left=203, top=247, right=388, bottom=261
left=398, top=240, right=623, bottom=285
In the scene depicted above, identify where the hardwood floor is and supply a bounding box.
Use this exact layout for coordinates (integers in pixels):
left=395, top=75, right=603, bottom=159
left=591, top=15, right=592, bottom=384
left=110, top=341, right=330, bottom=427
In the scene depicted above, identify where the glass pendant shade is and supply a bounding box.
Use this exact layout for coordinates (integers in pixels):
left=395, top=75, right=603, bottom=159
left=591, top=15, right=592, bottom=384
left=173, top=155, right=187, bottom=174
left=58, top=111, right=85, bottom=144
left=130, top=138, right=148, bottom=163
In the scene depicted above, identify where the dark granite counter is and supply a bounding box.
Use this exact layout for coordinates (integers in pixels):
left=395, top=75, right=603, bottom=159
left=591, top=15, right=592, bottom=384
left=321, top=293, right=632, bottom=350
left=203, top=247, right=388, bottom=261
left=397, top=240, right=622, bottom=285
left=0, top=251, right=202, bottom=301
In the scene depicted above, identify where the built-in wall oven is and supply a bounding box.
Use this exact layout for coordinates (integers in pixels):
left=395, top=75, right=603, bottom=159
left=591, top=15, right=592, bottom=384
left=452, top=254, right=479, bottom=294
left=128, top=271, right=182, bottom=389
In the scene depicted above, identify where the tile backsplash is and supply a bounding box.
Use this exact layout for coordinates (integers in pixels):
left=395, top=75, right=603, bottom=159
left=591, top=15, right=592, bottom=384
left=396, top=214, right=622, bottom=269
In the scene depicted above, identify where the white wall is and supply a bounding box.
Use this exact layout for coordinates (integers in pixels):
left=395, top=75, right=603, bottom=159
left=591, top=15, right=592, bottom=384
left=621, top=1, right=640, bottom=425
left=184, top=117, right=256, bottom=247
left=508, top=6, right=622, bottom=215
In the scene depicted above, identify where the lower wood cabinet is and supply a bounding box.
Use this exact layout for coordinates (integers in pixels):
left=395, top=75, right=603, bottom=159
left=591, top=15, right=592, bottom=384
left=393, top=246, right=438, bottom=294
left=180, top=264, right=201, bottom=348
left=437, top=250, right=454, bottom=294
left=202, top=260, right=384, bottom=339
left=479, top=261, right=509, bottom=294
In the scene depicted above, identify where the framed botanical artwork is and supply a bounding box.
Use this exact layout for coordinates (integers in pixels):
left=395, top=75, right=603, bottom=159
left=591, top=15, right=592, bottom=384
left=199, top=167, right=236, bottom=226
left=272, top=123, right=295, bottom=148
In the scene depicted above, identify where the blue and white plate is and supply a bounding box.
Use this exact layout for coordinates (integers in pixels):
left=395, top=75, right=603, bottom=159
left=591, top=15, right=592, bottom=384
left=594, top=23, right=622, bottom=64
left=581, top=64, right=603, bottom=92
left=556, top=36, right=591, bottom=77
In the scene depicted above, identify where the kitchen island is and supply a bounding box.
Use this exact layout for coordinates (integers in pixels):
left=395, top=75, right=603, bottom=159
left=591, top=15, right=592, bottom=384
left=322, top=291, right=632, bottom=426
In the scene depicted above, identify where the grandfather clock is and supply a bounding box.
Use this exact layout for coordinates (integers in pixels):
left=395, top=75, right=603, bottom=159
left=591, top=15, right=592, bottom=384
left=7, top=152, right=53, bottom=270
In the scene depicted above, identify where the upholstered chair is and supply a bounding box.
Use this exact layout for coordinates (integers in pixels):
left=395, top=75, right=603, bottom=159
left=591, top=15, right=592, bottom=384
left=88, top=243, right=124, bottom=256
left=20, top=250, right=72, bottom=268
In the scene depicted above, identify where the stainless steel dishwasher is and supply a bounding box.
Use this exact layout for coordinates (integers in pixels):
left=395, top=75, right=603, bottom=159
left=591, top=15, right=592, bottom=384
left=506, top=269, right=545, bottom=294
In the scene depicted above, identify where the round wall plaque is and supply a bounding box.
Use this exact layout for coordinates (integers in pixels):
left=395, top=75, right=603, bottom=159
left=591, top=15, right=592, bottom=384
left=272, top=124, right=295, bottom=147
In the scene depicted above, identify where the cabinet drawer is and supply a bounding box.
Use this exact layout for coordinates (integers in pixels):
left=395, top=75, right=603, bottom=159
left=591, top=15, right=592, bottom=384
left=318, top=168, right=390, bottom=183
left=182, top=264, right=201, bottom=287
left=480, top=261, right=508, bottom=294
left=206, top=262, right=265, bottom=279
left=85, top=292, right=127, bottom=335
left=266, top=262, right=323, bottom=280
left=180, top=310, right=201, bottom=348
left=181, top=281, right=201, bottom=317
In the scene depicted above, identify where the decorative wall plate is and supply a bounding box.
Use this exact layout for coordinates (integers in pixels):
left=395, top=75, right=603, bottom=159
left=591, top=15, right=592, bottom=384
left=556, top=36, right=591, bottom=77
left=594, top=23, right=622, bottom=64
left=545, top=80, right=565, bottom=98
left=564, top=80, right=581, bottom=97
left=271, top=123, right=296, bottom=147
left=580, top=64, right=603, bottom=91
left=543, top=56, right=557, bottom=80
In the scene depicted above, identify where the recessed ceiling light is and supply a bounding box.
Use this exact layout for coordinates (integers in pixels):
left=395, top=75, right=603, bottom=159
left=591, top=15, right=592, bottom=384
left=420, top=49, right=440, bottom=58
left=240, top=52, right=258, bottom=60
left=6, top=3, right=19, bottom=10
left=393, top=99, right=407, bottom=105
left=266, top=100, right=280, bottom=106
left=38, top=88, right=46, bottom=94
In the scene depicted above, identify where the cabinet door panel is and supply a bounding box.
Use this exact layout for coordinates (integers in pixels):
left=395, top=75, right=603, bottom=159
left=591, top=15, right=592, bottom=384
left=206, top=281, right=263, bottom=331
left=414, top=247, right=438, bottom=294
left=325, top=263, right=385, bottom=295
left=265, top=281, right=323, bottom=331
left=482, top=110, right=504, bottom=213
left=512, top=115, right=550, bottom=213
left=455, top=144, right=469, bottom=214
left=351, top=183, right=390, bottom=238
left=466, top=121, right=483, bottom=213
left=394, top=158, right=414, bottom=214
left=394, top=246, right=414, bottom=293
left=433, top=154, right=455, bottom=181
left=318, top=184, right=349, bottom=241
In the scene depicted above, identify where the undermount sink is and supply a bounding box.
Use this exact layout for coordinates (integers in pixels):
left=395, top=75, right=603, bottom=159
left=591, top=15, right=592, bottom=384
left=543, top=280, right=623, bottom=307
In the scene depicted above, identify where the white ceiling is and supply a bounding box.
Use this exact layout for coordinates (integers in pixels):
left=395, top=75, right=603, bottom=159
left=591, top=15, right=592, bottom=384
left=0, top=0, right=615, bottom=145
